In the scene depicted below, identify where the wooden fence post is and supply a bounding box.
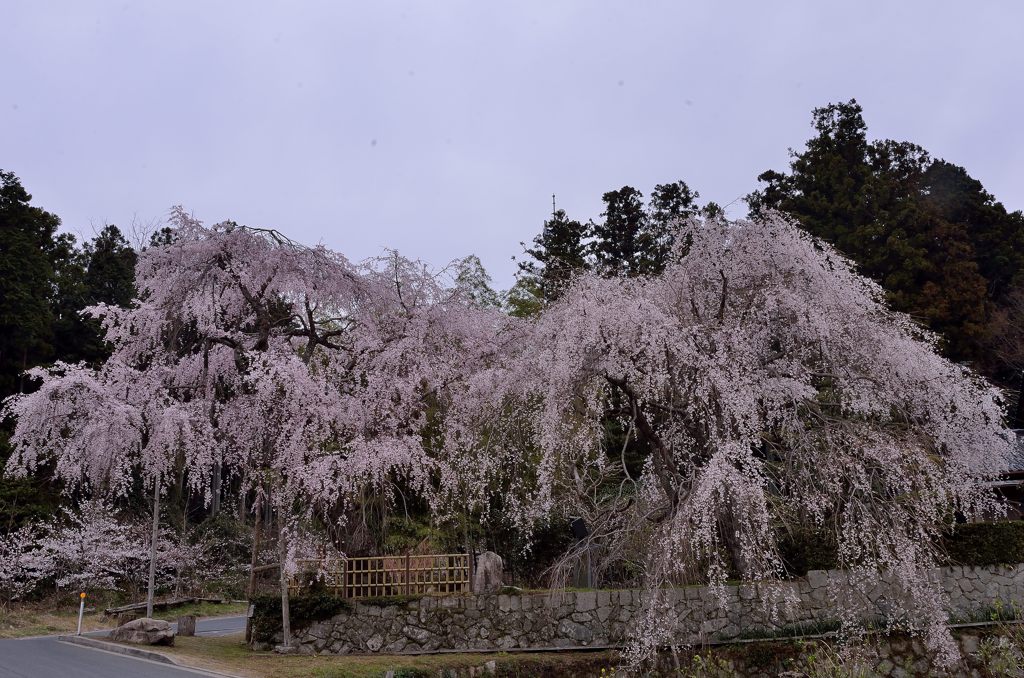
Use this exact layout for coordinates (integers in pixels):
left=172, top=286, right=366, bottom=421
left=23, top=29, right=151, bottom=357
left=405, top=554, right=411, bottom=596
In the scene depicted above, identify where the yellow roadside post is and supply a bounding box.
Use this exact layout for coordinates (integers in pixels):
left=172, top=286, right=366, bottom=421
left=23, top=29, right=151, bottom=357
left=76, top=592, right=86, bottom=635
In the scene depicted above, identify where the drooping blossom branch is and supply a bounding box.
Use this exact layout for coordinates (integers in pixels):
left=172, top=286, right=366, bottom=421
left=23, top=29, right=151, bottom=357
left=441, top=212, right=1013, bottom=665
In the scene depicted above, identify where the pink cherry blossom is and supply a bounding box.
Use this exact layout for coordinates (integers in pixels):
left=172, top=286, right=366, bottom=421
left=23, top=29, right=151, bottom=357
left=441, top=212, right=1012, bottom=665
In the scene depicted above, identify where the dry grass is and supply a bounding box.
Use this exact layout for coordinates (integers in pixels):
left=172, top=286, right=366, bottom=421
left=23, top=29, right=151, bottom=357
left=0, top=599, right=249, bottom=639
left=150, top=600, right=250, bottom=622
left=0, top=602, right=114, bottom=638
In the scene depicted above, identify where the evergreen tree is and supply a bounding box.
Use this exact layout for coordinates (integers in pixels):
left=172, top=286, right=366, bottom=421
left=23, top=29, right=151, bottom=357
left=647, top=180, right=701, bottom=265
left=515, top=208, right=589, bottom=307
left=749, top=101, right=1024, bottom=382
left=591, top=181, right=699, bottom=277
left=748, top=100, right=874, bottom=252
left=504, top=277, right=545, bottom=318
left=591, top=186, right=647, bottom=277
left=0, top=170, right=60, bottom=398
left=49, top=235, right=90, bottom=366
left=84, top=225, right=137, bottom=308
left=920, top=160, right=1024, bottom=304
left=0, top=171, right=63, bottom=528
left=52, top=225, right=137, bottom=364
left=0, top=175, right=140, bottom=528
left=454, top=255, right=501, bottom=309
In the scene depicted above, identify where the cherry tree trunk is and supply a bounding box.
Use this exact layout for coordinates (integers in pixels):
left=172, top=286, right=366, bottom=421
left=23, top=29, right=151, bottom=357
left=146, top=478, right=160, bottom=619
left=277, top=520, right=291, bottom=648
left=210, top=462, right=221, bottom=516
left=245, top=495, right=262, bottom=643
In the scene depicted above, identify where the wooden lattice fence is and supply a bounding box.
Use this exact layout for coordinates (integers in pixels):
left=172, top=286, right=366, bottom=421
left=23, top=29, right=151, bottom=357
left=288, top=553, right=471, bottom=598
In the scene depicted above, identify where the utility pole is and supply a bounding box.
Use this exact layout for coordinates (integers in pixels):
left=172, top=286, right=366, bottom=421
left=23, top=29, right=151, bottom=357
left=146, top=476, right=160, bottom=618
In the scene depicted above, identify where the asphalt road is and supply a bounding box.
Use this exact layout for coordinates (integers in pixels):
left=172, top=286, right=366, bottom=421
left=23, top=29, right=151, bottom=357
left=174, top=615, right=246, bottom=638
left=0, top=615, right=248, bottom=678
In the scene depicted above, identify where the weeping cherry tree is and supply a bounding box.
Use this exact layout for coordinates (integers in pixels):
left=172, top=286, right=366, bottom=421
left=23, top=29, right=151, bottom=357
left=88, top=208, right=500, bottom=646
left=3, top=358, right=209, bottom=617
left=442, top=212, right=1013, bottom=666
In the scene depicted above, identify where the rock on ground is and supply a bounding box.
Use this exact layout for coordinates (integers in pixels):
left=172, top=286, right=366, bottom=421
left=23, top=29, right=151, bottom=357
left=109, top=617, right=175, bottom=646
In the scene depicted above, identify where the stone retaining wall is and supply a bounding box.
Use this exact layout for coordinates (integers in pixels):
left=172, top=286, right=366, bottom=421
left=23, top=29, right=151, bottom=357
left=254, top=564, right=1024, bottom=655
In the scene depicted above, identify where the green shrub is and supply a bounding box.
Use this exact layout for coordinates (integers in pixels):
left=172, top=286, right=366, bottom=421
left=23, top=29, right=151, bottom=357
left=775, top=521, right=1024, bottom=576
left=777, top=528, right=839, bottom=576
left=249, top=593, right=351, bottom=643
left=356, top=595, right=418, bottom=608
left=943, top=521, right=1024, bottom=567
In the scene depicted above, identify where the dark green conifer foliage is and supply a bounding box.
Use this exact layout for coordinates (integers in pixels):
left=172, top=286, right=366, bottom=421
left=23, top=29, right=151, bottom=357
left=591, top=186, right=647, bottom=277
left=50, top=225, right=137, bottom=366
left=517, top=208, right=590, bottom=305
left=749, top=100, right=1024, bottom=383
left=0, top=173, right=140, bottom=528
left=0, top=170, right=61, bottom=397
left=0, top=171, right=63, bottom=528
left=85, top=225, right=137, bottom=308
left=591, top=181, right=700, bottom=277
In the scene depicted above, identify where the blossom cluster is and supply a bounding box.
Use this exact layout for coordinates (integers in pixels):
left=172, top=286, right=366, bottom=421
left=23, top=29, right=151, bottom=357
left=0, top=499, right=220, bottom=601
left=3, top=210, right=1013, bottom=665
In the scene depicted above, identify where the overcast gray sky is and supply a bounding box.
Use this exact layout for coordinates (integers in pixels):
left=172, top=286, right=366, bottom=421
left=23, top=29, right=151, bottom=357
left=3, top=1, right=1022, bottom=288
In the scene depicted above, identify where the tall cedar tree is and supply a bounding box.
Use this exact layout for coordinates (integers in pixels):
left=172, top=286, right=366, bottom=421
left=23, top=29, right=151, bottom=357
left=0, top=171, right=62, bottom=528
left=53, top=225, right=137, bottom=364
left=0, top=171, right=60, bottom=398
left=516, top=208, right=589, bottom=303
left=0, top=171, right=139, bottom=528
left=591, top=186, right=648, bottom=277
left=515, top=180, right=701, bottom=315
left=516, top=182, right=701, bottom=474
left=591, top=182, right=700, bottom=277
left=748, top=100, right=1024, bottom=384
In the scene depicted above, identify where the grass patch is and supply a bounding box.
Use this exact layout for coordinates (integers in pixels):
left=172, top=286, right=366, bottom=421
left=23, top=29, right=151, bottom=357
left=151, top=600, right=250, bottom=622
left=0, top=600, right=116, bottom=638
left=732, top=618, right=842, bottom=642
left=156, top=635, right=619, bottom=678
left=0, top=599, right=249, bottom=639
left=950, top=599, right=1023, bottom=625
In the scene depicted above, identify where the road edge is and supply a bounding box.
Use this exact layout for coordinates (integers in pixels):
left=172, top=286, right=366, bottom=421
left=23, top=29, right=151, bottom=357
left=57, top=634, right=179, bottom=665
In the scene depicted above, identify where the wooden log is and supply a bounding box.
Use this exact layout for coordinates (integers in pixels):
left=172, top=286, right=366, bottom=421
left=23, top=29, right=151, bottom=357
left=249, top=564, right=280, bottom=574
left=104, top=597, right=195, bottom=616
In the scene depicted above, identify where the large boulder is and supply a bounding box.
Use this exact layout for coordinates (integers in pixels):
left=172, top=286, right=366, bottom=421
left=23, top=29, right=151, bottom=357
left=109, top=617, right=175, bottom=646
left=473, top=551, right=504, bottom=594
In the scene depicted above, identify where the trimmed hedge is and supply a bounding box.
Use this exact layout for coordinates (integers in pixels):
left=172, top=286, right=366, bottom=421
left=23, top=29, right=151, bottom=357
left=778, top=521, right=1024, bottom=577
left=944, top=521, right=1024, bottom=567
left=778, top=528, right=840, bottom=577
left=250, top=593, right=351, bottom=643
left=250, top=592, right=422, bottom=643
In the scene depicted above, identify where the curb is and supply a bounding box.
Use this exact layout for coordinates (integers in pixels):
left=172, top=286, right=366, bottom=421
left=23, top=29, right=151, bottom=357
left=57, top=634, right=178, bottom=665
